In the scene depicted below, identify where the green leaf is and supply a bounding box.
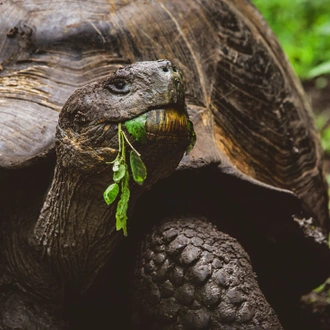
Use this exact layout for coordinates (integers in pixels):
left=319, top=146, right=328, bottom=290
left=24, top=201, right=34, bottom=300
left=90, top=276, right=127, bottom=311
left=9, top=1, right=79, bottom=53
left=314, top=282, right=326, bottom=293
left=124, top=113, right=148, bottom=143
left=130, top=151, right=147, bottom=185
left=113, top=164, right=126, bottom=183
left=112, top=159, right=121, bottom=172
left=115, top=172, right=130, bottom=236
left=104, top=118, right=148, bottom=236
left=321, top=127, right=330, bottom=154
left=103, top=183, right=119, bottom=205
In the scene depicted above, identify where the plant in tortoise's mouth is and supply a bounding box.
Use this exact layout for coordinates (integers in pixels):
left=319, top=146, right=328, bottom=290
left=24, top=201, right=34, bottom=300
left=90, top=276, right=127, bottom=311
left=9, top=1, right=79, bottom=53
left=103, top=110, right=196, bottom=236
left=103, top=118, right=147, bottom=236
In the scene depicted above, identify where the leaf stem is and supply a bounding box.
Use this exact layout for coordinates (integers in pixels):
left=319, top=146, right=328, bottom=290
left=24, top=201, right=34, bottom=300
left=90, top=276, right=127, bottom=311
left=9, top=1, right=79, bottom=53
left=121, top=129, right=141, bottom=157
left=103, top=120, right=147, bottom=235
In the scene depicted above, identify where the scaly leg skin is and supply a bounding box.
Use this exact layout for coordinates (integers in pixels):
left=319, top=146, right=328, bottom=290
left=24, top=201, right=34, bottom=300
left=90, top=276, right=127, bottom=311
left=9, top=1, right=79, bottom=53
left=132, top=216, right=283, bottom=329
left=0, top=291, right=69, bottom=330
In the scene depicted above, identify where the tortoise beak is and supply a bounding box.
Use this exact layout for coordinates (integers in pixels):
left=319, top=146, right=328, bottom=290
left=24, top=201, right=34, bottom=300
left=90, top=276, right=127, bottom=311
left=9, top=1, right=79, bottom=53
left=160, top=60, right=185, bottom=107
left=144, top=107, right=189, bottom=139
left=143, top=61, right=188, bottom=139
left=145, top=59, right=186, bottom=111
left=123, top=60, right=190, bottom=144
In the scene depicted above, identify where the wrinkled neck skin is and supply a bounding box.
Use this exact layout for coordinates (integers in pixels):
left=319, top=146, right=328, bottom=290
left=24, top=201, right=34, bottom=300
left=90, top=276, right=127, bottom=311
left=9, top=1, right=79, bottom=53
left=31, top=163, right=132, bottom=294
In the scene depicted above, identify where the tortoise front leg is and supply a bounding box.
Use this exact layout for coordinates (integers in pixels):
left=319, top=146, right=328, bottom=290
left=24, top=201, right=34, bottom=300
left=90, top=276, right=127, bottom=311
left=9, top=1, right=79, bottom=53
left=132, top=216, right=282, bottom=329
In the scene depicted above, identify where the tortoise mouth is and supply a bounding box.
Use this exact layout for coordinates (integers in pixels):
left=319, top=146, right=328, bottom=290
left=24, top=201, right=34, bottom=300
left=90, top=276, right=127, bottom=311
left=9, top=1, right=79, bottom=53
left=145, top=107, right=189, bottom=139
left=124, top=104, right=191, bottom=145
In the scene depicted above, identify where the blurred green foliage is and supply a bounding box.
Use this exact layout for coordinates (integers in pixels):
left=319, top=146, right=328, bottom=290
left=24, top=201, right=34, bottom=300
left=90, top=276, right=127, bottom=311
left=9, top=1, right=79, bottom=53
left=253, top=0, right=330, bottom=79
left=315, top=115, right=330, bottom=154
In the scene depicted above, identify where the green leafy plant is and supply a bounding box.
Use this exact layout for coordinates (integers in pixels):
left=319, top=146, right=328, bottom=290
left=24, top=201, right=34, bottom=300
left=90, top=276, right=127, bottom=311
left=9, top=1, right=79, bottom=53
left=315, top=114, right=330, bottom=156
left=314, top=278, right=330, bottom=304
left=103, top=122, right=147, bottom=236
left=253, top=0, right=330, bottom=80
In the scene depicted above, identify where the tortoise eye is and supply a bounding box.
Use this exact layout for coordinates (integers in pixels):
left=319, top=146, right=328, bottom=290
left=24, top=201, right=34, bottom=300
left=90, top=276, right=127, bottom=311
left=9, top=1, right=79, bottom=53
left=107, top=79, right=131, bottom=94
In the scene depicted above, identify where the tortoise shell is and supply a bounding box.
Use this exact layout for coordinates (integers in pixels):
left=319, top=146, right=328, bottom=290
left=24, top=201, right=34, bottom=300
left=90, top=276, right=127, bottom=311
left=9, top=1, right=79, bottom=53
left=1, top=0, right=327, bottom=234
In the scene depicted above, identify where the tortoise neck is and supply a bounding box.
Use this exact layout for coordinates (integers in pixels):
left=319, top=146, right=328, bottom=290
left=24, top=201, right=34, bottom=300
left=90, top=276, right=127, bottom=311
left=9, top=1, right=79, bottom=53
left=32, top=164, right=122, bottom=293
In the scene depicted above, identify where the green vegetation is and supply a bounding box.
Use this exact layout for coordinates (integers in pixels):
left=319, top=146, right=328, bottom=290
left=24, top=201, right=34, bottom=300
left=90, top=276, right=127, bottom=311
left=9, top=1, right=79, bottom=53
left=125, top=113, right=148, bottom=143
left=316, top=115, right=330, bottom=155
left=253, top=0, right=330, bottom=79
left=103, top=122, right=147, bottom=236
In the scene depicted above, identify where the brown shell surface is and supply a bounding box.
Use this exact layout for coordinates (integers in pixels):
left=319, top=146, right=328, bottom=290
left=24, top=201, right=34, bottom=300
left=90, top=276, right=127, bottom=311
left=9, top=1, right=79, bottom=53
left=0, top=0, right=328, bottom=231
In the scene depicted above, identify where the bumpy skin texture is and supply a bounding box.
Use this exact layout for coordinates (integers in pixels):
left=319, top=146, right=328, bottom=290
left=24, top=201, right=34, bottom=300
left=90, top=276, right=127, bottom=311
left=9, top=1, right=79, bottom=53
left=132, top=217, right=282, bottom=329
left=0, top=292, right=69, bottom=330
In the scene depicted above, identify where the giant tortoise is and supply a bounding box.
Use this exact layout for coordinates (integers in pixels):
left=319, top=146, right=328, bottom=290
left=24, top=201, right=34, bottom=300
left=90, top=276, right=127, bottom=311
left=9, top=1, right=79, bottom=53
left=1, top=1, right=330, bottom=329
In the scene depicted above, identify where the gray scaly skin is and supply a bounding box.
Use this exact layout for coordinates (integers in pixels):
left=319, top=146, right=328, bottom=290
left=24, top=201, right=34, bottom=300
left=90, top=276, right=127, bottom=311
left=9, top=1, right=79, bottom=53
left=132, top=217, right=282, bottom=329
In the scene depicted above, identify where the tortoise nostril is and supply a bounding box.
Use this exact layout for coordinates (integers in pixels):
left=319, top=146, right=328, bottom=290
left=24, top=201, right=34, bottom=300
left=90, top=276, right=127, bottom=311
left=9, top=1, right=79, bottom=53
left=162, top=67, right=169, bottom=73
left=173, top=66, right=177, bottom=72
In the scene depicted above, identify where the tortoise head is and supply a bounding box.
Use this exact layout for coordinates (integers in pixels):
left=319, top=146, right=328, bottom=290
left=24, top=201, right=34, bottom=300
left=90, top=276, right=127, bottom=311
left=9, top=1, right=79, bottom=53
left=30, top=61, right=194, bottom=286
left=55, top=60, right=195, bottom=185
